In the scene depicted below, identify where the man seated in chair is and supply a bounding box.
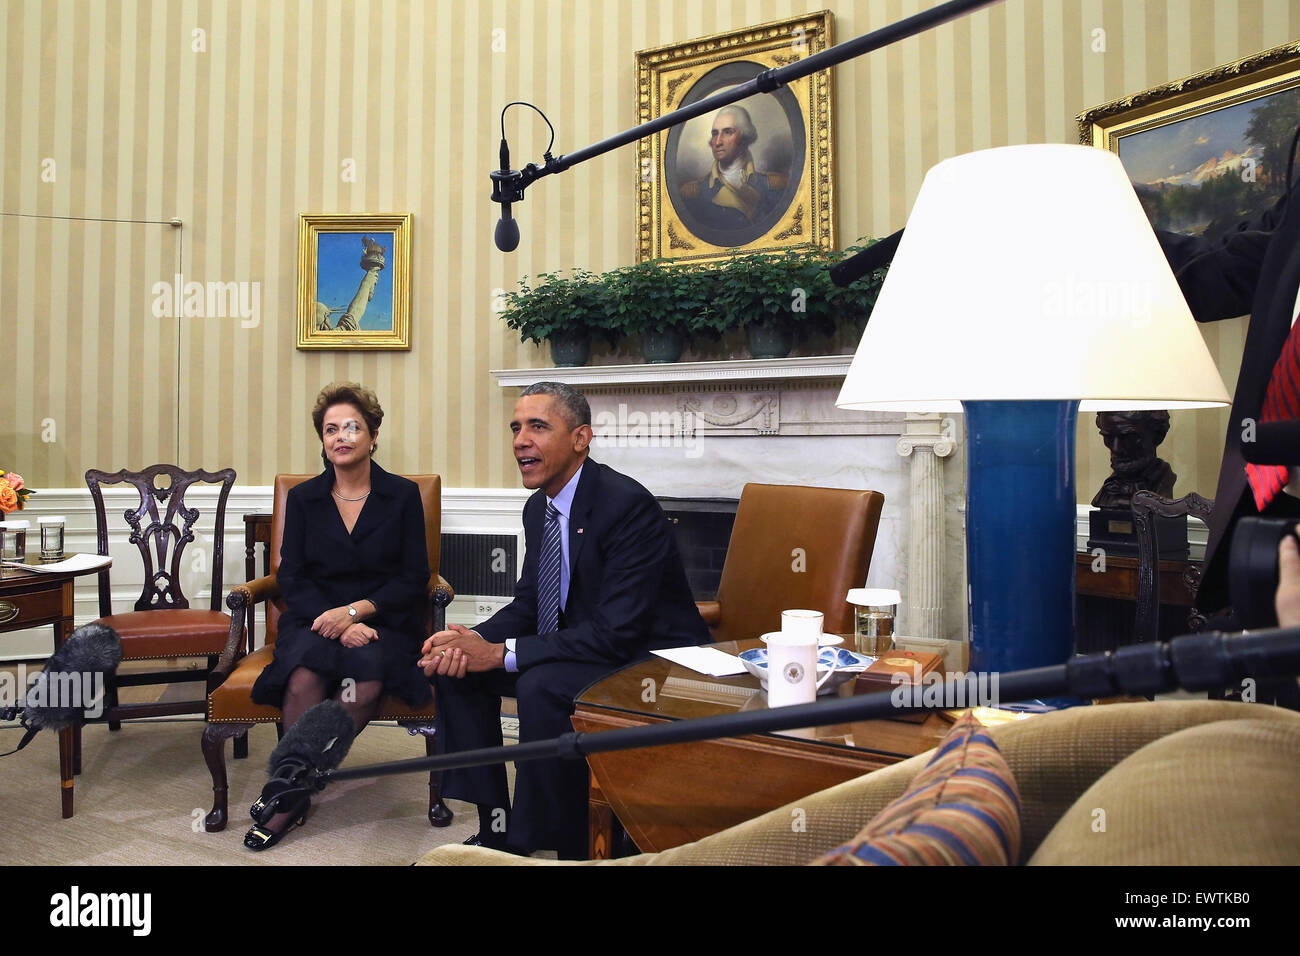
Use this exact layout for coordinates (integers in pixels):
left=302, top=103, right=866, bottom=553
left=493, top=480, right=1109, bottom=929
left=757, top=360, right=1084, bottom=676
left=420, top=382, right=709, bottom=858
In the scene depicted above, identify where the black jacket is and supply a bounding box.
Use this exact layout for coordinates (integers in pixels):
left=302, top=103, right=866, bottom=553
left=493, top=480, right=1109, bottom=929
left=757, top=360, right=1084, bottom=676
left=277, top=462, right=430, bottom=637
left=475, top=459, right=709, bottom=668
left=1160, top=187, right=1300, bottom=607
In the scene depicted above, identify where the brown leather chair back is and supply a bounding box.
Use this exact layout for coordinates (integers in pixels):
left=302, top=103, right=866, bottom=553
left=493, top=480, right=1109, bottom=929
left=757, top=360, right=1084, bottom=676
left=265, top=473, right=441, bottom=643
left=710, top=483, right=884, bottom=644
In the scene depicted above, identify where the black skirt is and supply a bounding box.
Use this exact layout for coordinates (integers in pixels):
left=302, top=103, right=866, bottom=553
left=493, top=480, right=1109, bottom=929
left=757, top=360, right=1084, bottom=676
left=250, top=615, right=432, bottom=708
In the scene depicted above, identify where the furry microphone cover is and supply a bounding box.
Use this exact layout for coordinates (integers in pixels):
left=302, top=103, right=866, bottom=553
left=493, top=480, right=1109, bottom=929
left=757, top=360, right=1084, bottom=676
left=266, top=699, right=356, bottom=775
left=25, top=623, right=123, bottom=730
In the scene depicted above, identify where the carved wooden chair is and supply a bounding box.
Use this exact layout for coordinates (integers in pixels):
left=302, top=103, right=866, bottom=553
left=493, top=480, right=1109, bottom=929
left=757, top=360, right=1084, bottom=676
left=697, top=483, right=886, bottom=643
left=201, top=474, right=454, bottom=833
left=1131, top=490, right=1215, bottom=644
left=85, top=465, right=239, bottom=743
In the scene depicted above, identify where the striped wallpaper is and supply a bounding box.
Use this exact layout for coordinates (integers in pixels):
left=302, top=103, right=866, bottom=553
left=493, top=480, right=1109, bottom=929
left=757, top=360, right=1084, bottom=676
left=2, top=0, right=1297, bottom=500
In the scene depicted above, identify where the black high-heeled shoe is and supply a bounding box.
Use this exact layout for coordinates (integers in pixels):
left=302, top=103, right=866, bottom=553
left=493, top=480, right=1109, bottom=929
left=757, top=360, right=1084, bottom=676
left=243, top=797, right=310, bottom=851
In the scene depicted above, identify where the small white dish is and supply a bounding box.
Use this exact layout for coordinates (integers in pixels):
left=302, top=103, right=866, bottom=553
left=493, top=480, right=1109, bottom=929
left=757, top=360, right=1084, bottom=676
left=759, top=631, right=844, bottom=648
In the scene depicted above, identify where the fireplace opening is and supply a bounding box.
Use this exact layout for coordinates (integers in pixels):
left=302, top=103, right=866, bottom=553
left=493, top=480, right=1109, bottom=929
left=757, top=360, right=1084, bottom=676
left=658, top=497, right=739, bottom=602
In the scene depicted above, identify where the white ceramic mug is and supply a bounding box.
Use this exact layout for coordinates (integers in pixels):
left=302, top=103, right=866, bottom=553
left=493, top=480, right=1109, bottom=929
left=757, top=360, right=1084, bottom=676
left=780, top=608, right=824, bottom=641
left=764, top=631, right=837, bottom=707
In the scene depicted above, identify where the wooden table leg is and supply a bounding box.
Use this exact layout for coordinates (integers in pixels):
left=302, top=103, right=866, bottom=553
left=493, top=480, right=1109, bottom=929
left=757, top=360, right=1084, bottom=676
left=588, top=769, right=615, bottom=860
left=55, top=594, right=78, bottom=810
left=59, top=726, right=75, bottom=818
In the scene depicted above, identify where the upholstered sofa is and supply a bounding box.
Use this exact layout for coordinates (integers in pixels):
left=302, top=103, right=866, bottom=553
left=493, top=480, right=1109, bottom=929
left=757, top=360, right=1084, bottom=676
left=416, top=699, right=1300, bottom=865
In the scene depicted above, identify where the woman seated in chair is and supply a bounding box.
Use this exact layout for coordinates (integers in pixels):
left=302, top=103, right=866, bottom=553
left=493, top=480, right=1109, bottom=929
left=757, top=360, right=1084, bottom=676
left=245, top=381, right=431, bottom=850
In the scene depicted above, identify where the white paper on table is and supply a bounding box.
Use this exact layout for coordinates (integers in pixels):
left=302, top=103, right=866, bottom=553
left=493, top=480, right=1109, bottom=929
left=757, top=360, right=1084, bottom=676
left=1, top=553, right=111, bottom=574
left=651, top=645, right=748, bottom=677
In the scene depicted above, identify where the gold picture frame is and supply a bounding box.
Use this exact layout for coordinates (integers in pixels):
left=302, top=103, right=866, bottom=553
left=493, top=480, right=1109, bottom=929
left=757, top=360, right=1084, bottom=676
left=635, top=11, right=835, bottom=265
left=296, top=213, right=412, bottom=350
left=1079, top=40, right=1300, bottom=239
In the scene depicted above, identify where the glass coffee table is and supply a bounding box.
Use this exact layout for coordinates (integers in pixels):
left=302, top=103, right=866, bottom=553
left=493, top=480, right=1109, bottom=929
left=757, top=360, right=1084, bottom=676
left=570, top=638, right=953, bottom=858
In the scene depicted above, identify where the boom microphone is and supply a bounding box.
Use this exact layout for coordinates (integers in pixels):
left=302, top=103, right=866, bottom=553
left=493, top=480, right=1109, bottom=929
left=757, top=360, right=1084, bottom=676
left=489, top=101, right=557, bottom=253
left=486, top=1, right=1000, bottom=254
left=310, top=626, right=1300, bottom=790
left=1, top=623, right=123, bottom=755
left=251, top=699, right=356, bottom=823
left=829, top=228, right=904, bottom=287
left=492, top=138, right=522, bottom=253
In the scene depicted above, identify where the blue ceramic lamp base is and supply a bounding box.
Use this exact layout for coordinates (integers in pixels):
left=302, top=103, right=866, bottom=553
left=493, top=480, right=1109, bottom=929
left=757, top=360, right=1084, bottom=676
left=964, top=400, right=1079, bottom=673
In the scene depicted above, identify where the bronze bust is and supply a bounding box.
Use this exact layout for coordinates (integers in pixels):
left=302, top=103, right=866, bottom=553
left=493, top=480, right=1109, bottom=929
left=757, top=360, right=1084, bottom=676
left=1091, top=410, right=1176, bottom=510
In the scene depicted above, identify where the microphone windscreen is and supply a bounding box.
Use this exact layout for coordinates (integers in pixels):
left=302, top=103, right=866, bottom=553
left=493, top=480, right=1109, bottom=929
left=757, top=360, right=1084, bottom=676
left=268, top=700, right=356, bottom=775
left=495, top=216, right=520, bottom=253
left=23, top=624, right=122, bottom=731
left=54, top=623, right=124, bottom=675
left=23, top=670, right=85, bottom=731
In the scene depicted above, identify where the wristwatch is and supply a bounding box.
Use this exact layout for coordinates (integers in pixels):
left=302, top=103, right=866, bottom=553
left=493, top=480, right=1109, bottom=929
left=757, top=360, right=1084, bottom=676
left=347, top=604, right=358, bottom=619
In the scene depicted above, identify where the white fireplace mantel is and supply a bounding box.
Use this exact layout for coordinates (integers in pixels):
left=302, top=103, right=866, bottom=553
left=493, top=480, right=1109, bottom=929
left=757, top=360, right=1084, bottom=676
left=490, top=355, right=855, bottom=388
left=491, top=356, right=968, bottom=646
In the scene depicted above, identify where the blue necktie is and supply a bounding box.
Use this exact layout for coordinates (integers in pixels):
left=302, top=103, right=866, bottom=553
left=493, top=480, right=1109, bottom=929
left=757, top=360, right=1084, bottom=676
left=537, top=502, right=562, bottom=634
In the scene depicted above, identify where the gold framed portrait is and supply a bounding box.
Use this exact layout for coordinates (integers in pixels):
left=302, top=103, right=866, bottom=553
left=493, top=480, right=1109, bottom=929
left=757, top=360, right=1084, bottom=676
left=635, top=12, right=836, bottom=265
left=1079, top=40, right=1300, bottom=240
left=296, top=213, right=412, bottom=350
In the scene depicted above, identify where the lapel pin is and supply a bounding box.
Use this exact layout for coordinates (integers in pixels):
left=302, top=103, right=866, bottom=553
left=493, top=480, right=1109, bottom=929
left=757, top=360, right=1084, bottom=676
left=577, top=528, right=584, bottom=534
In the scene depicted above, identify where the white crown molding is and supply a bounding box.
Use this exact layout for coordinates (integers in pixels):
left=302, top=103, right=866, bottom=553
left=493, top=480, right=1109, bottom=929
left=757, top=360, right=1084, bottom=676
left=490, top=355, right=856, bottom=388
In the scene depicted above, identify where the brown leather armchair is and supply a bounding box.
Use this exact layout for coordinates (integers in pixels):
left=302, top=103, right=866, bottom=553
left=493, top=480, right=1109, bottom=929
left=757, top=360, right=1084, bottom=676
left=698, top=483, right=885, bottom=643
left=201, top=474, right=454, bottom=833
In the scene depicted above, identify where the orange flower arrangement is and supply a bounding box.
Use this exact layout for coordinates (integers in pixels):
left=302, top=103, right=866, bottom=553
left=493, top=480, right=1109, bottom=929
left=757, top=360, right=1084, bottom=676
left=0, top=470, right=35, bottom=514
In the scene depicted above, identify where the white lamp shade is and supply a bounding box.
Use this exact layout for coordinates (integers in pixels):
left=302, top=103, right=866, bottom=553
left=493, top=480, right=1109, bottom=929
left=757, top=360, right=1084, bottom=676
left=836, top=144, right=1232, bottom=412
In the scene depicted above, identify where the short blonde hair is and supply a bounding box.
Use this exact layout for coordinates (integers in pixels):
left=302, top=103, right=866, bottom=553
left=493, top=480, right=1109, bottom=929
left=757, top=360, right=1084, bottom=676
left=311, top=382, right=384, bottom=439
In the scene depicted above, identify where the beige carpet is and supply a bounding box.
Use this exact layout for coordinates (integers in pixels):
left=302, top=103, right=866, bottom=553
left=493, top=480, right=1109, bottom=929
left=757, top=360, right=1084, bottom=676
left=0, top=718, right=514, bottom=865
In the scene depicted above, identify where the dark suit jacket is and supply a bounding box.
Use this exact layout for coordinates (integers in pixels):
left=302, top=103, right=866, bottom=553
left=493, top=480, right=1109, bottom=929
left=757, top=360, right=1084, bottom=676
left=1160, top=187, right=1300, bottom=607
left=277, top=462, right=430, bottom=637
left=475, top=459, right=709, bottom=669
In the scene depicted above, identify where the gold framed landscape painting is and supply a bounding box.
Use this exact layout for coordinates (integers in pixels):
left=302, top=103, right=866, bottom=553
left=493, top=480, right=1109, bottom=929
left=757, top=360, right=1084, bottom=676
left=635, top=11, right=835, bottom=265
left=1080, top=40, right=1300, bottom=240
left=296, top=213, right=412, bottom=350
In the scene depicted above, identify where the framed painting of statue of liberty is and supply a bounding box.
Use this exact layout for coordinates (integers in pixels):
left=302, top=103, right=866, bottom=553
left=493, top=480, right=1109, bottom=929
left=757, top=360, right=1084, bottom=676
left=296, top=213, right=412, bottom=350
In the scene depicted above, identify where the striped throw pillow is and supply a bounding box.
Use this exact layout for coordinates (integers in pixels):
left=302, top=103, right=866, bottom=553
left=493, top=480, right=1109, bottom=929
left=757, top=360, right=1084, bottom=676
left=813, top=712, right=1021, bottom=865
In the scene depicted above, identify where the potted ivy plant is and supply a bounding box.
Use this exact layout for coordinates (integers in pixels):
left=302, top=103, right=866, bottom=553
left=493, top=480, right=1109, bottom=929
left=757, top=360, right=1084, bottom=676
left=501, top=269, right=611, bottom=367
left=827, top=240, right=888, bottom=336
left=499, top=241, right=886, bottom=367
left=607, top=260, right=721, bottom=363
left=712, top=249, right=839, bottom=359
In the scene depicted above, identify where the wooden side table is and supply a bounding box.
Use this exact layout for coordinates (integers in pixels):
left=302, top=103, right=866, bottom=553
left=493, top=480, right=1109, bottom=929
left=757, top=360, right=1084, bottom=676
left=243, top=512, right=272, bottom=653
left=0, top=557, right=111, bottom=818
left=571, top=640, right=950, bottom=858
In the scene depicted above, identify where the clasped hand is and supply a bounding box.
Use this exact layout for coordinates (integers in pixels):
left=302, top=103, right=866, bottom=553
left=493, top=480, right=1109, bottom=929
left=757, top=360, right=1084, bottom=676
left=419, top=624, right=504, bottom=679
left=312, top=606, right=371, bottom=642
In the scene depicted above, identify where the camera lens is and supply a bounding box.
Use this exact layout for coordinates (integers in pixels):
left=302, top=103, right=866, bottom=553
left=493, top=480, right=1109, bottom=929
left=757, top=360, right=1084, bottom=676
left=1229, top=517, right=1300, bottom=628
